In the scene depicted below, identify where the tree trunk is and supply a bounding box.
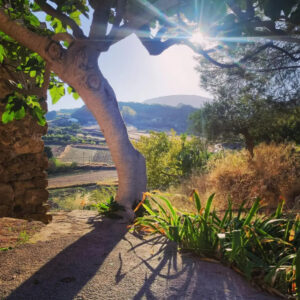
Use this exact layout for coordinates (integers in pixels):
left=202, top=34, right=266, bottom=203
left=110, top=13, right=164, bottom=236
left=242, top=129, right=254, bottom=158
left=56, top=45, right=147, bottom=219
left=0, top=12, right=147, bottom=219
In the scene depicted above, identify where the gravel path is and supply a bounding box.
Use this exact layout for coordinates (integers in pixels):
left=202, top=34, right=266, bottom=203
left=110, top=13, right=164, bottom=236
left=48, top=170, right=117, bottom=189
left=0, top=211, right=277, bottom=300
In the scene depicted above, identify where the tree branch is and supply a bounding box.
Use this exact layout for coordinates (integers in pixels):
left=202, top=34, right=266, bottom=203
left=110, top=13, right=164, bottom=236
left=106, top=0, right=126, bottom=41
left=0, top=9, right=50, bottom=59
left=0, top=9, right=66, bottom=77
left=188, top=40, right=300, bottom=70
left=89, top=1, right=111, bottom=40
left=99, top=0, right=179, bottom=51
left=42, top=62, right=51, bottom=98
left=137, top=25, right=179, bottom=55
left=250, top=65, right=300, bottom=72
left=35, top=0, right=85, bottom=38
left=51, top=32, right=74, bottom=44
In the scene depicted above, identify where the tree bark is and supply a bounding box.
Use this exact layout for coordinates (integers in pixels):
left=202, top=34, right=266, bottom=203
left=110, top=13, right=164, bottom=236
left=241, top=129, right=254, bottom=158
left=54, top=45, right=147, bottom=218
left=0, top=11, right=147, bottom=219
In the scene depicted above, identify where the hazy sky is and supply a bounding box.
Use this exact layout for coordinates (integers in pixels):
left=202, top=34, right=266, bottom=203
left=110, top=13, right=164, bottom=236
left=47, top=14, right=211, bottom=111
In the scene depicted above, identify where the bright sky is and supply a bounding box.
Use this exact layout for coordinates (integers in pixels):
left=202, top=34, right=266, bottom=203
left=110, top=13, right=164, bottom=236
left=47, top=12, right=211, bottom=111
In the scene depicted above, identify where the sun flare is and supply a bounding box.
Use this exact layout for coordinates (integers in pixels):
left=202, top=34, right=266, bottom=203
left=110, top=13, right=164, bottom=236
left=190, top=31, right=206, bottom=44
left=190, top=30, right=213, bottom=49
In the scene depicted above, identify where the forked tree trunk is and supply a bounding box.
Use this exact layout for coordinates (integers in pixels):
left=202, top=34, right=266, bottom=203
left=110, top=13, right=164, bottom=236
left=57, top=45, right=147, bottom=218
left=0, top=12, right=147, bottom=219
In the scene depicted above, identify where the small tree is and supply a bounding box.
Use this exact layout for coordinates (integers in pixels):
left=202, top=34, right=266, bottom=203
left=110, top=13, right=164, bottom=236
left=1, top=0, right=300, bottom=216
left=191, top=46, right=300, bottom=156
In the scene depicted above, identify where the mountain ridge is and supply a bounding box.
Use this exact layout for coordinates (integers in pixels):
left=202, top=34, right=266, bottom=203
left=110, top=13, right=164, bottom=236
left=143, top=94, right=210, bottom=108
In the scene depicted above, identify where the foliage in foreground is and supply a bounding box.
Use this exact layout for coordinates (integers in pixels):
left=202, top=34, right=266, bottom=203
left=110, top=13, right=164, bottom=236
left=133, top=192, right=300, bottom=298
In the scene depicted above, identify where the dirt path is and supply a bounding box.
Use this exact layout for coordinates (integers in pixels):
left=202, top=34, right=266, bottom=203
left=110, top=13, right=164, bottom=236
left=48, top=170, right=117, bottom=189
left=0, top=211, right=277, bottom=300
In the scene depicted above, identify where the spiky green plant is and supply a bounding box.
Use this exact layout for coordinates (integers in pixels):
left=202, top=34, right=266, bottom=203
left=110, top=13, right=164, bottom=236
left=133, top=191, right=299, bottom=298
left=93, top=196, right=125, bottom=219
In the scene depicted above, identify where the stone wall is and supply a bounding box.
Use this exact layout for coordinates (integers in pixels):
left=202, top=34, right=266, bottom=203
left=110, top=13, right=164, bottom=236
left=0, top=104, right=51, bottom=223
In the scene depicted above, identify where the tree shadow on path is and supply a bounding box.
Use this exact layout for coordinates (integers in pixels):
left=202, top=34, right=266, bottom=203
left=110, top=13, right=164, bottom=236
left=5, top=216, right=275, bottom=300
left=7, top=216, right=128, bottom=300
left=123, top=234, right=276, bottom=300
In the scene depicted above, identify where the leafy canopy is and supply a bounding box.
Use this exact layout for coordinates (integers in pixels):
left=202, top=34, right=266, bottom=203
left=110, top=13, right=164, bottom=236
left=0, top=0, right=300, bottom=124
left=190, top=51, right=300, bottom=153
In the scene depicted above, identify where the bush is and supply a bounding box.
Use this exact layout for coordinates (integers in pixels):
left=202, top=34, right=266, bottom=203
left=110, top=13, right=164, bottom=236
left=47, top=157, right=78, bottom=174
left=133, top=131, right=210, bottom=190
left=176, top=143, right=299, bottom=210
left=44, top=146, right=53, bottom=159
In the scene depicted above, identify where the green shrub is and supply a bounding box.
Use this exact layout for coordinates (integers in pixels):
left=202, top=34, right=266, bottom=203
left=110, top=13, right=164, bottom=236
left=47, top=157, right=78, bottom=174
left=133, top=131, right=210, bottom=190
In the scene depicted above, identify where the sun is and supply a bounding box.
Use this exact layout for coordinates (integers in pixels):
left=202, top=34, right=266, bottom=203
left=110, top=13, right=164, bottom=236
left=190, top=31, right=205, bottom=44
left=189, top=30, right=213, bottom=49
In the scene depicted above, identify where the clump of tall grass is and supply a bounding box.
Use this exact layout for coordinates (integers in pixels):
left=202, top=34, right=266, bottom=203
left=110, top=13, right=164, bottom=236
left=133, top=191, right=300, bottom=298
left=48, top=186, right=117, bottom=211
left=175, top=143, right=299, bottom=210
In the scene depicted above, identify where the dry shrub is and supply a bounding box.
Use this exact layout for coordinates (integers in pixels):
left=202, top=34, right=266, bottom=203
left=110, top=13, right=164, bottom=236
left=175, top=143, right=299, bottom=211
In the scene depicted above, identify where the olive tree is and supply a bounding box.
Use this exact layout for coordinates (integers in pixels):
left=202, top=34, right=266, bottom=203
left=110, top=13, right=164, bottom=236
left=0, top=0, right=299, bottom=218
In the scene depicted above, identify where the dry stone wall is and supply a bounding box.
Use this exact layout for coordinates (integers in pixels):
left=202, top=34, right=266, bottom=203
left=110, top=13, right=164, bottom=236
left=0, top=104, right=51, bottom=223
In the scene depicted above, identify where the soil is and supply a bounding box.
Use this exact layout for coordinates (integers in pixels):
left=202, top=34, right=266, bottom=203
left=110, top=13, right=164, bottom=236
left=0, top=218, right=45, bottom=249
left=47, top=169, right=117, bottom=189
left=0, top=211, right=277, bottom=300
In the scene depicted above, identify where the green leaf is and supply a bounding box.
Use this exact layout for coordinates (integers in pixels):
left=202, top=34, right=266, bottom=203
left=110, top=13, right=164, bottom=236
left=14, top=106, right=25, bottom=120
left=193, top=190, right=201, bottom=213
left=28, top=15, right=40, bottom=27
left=69, top=10, right=81, bottom=26
left=72, top=92, right=79, bottom=100
left=142, top=203, right=157, bottom=216
left=274, top=199, right=285, bottom=218
left=50, top=85, right=65, bottom=104
left=204, top=193, right=214, bottom=221
left=45, top=14, right=52, bottom=22
left=243, top=197, right=261, bottom=226
left=0, top=44, right=7, bottom=63
left=29, top=70, right=36, bottom=78
left=2, top=110, right=14, bottom=123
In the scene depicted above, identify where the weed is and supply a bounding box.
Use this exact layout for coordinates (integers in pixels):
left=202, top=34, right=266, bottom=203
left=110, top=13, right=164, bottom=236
left=93, top=196, right=124, bottom=219
left=17, top=231, right=30, bottom=244
left=0, top=247, right=13, bottom=251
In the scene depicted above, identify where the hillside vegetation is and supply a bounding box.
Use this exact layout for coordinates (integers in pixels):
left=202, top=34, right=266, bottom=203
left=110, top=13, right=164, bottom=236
left=71, top=102, right=197, bottom=133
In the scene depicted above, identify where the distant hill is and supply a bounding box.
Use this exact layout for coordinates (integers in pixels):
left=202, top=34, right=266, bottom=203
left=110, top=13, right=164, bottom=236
left=71, top=102, right=197, bottom=133
left=143, top=95, right=210, bottom=108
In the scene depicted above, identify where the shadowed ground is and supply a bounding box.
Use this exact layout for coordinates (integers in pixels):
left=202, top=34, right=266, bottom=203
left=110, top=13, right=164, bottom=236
left=0, top=211, right=277, bottom=300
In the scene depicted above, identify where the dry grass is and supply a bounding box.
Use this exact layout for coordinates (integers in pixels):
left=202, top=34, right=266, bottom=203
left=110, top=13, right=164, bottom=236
left=59, top=145, right=113, bottom=165
left=173, top=143, right=299, bottom=211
